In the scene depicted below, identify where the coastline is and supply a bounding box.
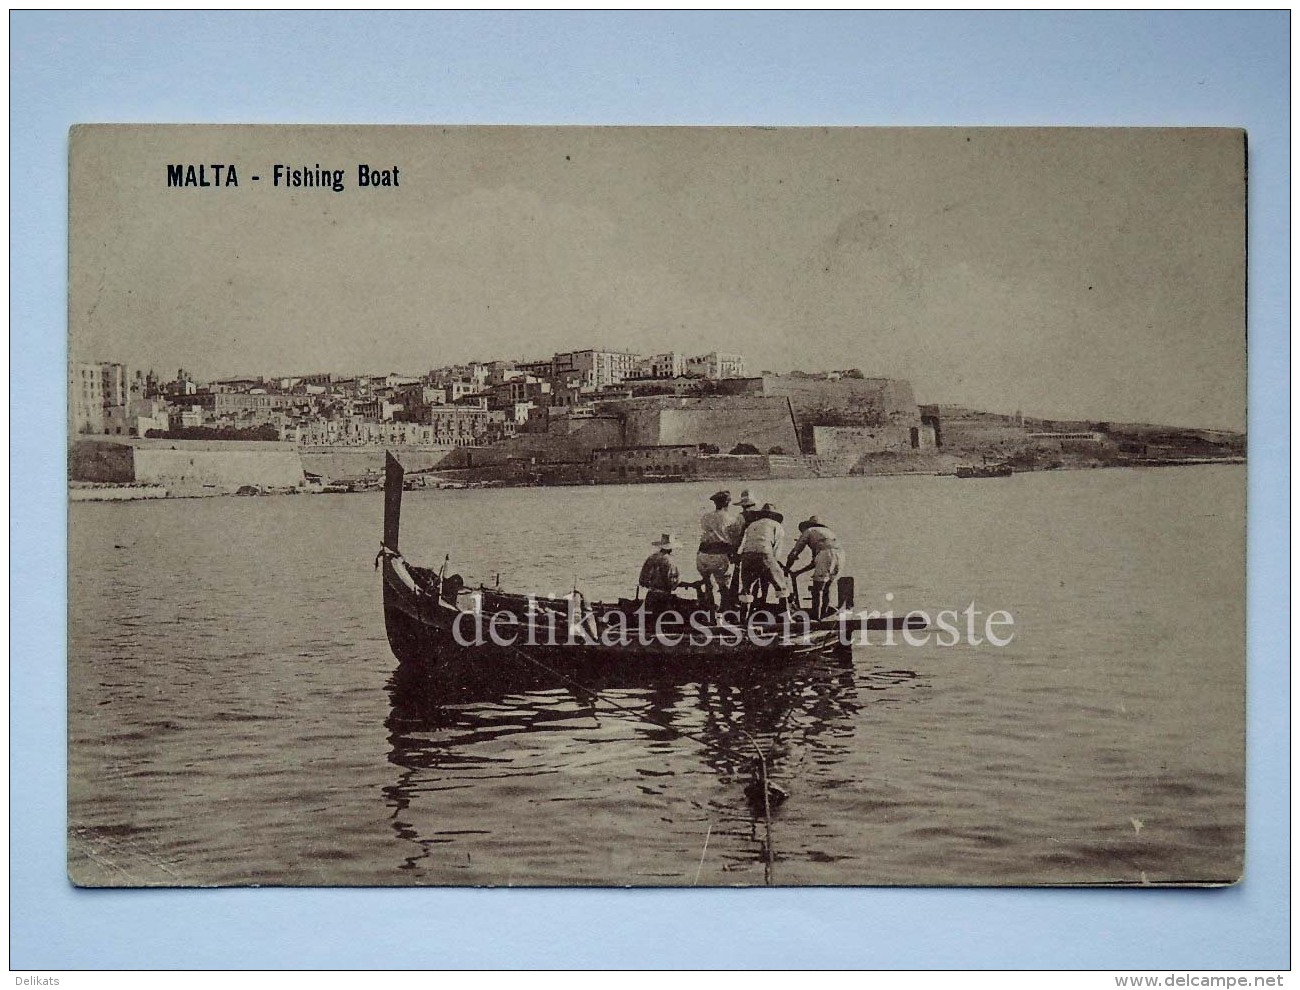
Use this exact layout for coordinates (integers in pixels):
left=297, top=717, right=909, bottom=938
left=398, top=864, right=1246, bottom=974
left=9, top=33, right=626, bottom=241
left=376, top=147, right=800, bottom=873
left=66, top=456, right=1247, bottom=501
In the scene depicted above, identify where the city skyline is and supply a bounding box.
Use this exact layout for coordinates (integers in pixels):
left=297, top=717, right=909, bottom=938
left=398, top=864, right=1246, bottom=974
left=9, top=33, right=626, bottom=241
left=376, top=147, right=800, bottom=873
left=70, top=344, right=1244, bottom=434
left=70, top=126, right=1247, bottom=430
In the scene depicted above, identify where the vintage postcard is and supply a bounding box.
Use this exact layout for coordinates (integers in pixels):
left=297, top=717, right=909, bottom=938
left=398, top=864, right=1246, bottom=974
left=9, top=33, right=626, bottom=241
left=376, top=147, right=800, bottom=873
left=68, top=125, right=1246, bottom=887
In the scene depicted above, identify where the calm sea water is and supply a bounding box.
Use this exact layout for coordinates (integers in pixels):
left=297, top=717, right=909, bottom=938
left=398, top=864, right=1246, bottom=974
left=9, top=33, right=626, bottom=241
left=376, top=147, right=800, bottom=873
left=68, top=466, right=1244, bottom=886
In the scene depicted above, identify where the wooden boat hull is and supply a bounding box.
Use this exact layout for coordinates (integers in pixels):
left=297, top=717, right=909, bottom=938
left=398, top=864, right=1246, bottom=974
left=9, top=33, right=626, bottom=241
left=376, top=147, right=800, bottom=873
left=379, top=452, right=920, bottom=678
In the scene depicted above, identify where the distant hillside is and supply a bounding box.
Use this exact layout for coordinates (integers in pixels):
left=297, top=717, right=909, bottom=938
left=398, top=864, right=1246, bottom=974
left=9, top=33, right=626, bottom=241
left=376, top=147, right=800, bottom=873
left=919, top=404, right=1245, bottom=466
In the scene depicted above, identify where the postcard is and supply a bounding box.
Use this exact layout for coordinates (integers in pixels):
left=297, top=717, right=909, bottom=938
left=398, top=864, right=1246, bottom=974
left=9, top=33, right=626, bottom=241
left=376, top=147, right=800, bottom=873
left=68, top=125, right=1245, bottom=887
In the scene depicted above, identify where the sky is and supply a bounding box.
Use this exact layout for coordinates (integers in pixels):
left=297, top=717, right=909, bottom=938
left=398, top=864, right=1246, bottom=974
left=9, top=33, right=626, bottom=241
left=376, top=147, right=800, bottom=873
left=70, top=125, right=1246, bottom=429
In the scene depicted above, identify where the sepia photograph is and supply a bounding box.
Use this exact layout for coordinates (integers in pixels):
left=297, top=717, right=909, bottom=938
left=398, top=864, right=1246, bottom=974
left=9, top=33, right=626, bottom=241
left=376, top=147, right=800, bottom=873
left=67, top=124, right=1246, bottom=889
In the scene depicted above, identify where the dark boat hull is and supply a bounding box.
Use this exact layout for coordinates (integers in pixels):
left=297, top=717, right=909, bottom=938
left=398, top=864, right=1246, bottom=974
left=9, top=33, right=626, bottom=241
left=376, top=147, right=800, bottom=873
left=379, top=451, right=920, bottom=679
left=382, top=557, right=857, bottom=675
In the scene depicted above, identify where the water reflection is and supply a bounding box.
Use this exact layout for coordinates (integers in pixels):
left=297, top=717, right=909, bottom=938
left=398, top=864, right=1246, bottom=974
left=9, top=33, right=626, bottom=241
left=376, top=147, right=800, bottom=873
left=381, top=655, right=921, bottom=882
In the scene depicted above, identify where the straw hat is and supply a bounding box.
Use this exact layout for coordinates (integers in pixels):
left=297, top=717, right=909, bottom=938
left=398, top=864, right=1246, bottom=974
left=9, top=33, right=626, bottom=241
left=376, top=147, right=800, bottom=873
left=759, top=502, right=784, bottom=523
left=709, top=490, right=731, bottom=506
left=737, top=490, right=758, bottom=508
left=651, top=533, right=679, bottom=550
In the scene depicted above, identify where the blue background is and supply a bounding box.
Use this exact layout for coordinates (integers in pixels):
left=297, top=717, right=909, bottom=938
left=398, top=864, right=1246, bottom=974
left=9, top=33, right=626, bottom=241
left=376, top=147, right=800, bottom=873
left=11, top=11, right=1289, bottom=970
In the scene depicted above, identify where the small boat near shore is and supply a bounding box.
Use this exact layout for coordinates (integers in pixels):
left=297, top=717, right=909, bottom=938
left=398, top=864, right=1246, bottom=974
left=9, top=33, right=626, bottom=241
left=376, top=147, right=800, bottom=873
left=955, top=462, right=1014, bottom=479
left=378, top=452, right=921, bottom=678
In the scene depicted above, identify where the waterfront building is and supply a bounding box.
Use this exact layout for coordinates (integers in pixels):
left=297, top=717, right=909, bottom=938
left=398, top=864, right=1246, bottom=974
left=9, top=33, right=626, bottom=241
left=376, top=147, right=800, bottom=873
left=590, top=444, right=701, bottom=482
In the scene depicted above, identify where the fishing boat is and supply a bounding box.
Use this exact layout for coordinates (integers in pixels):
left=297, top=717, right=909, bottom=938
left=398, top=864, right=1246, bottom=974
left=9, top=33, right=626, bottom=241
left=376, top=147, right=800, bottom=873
left=378, top=452, right=922, bottom=677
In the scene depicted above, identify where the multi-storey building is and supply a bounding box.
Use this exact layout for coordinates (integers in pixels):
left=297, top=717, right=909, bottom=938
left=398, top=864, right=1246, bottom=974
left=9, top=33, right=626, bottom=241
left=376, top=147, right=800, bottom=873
left=425, top=406, right=490, bottom=444
left=442, top=380, right=480, bottom=403
left=69, top=361, right=130, bottom=435
left=553, top=349, right=643, bottom=389
left=194, top=392, right=297, bottom=417
left=484, top=360, right=522, bottom=385
left=353, top=396, right=403, bottom=422
left=643, top=352, right=688, bottom=379
left=130, top=398, right=171, bottom=436
left=515, top=356, right=556, bottom=379
left=684, top=351, right=745, bottom=379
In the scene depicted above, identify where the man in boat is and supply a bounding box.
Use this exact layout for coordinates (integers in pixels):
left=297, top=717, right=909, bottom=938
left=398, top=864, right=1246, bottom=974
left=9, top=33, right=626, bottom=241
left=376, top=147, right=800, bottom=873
left=737, top=502, right=790, bottom=611
left=736, top=489, right=762, bottom=529
left=639, top=533, right=690, bottom=614
left=696, top=490, right=743, bottom=609
left=725, top=489, right=763, bottom=607
left=786, top=515, right=844, bottom=619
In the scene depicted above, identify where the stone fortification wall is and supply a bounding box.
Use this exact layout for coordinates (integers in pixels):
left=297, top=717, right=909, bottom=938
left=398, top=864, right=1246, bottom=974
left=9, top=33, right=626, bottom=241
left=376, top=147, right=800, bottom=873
left=765, top=455, right=822, bottom=480
left=761, top=376, right=919, bottom=426
left=708, top=377, right=766, bottom=397
left=133, top=443, right=304, bottom=489
left=934, top=420, right=1030, bottom=453
left=299, top=445, right=461, bottom=480
left=694, top=454, right=772, bottom=479
left=70, top=438, right=305, bottom=488
left=495, top=416, right=624, bottom=464
left=69, top=440, right=135, bottom=482
left=807, top=424, right=936, bottom=459
left=614, top=396, right=799, bottom=453
left=921, top=406, right=1028, bottom=452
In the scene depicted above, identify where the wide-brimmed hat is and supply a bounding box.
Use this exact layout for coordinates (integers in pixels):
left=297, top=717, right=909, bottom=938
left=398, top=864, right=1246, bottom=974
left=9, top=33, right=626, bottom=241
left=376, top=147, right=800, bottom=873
left=709, top=490, right=731, bottom=505
left=798, top=514, right=825, bottom=531
left=759, top=502, right=784, bottom=523
left=651, top=533, right=679, bottom=549
left=737, top=490, right=758, bottom=508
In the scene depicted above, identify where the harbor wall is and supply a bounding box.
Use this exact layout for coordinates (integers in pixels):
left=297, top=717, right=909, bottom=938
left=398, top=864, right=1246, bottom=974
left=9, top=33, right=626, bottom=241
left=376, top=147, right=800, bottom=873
left=920, top=405, right=1030, bottom=452
left=133, top=443, right=304, bottom=489
left=70, top=438, right=304, bottom=489
left=934, top=420, right=1031, bottom=452
left=694, top=454, right=773, bottom=479
left=615, top=396, right=799, bottom=453
left=807, top=424, right=936, bottom=459
left=69, top=440, right=135, bottom=483
left=496, top=417, right=624, bottom=464
left=299, top=445, right=461, bottom=479
left=70, top=485, right=169, bottom=501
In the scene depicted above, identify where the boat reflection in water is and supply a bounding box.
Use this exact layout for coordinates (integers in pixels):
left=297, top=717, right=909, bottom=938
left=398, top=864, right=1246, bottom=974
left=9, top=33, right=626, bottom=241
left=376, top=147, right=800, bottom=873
left=381, top=656, right=921, bottom=885
left=375, top=450, right=926, bottom=884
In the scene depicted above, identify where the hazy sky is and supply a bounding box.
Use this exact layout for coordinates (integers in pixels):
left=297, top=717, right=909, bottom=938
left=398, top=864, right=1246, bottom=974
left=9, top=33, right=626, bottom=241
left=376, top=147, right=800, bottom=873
left=70, top=126, right=1246, bottom=429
